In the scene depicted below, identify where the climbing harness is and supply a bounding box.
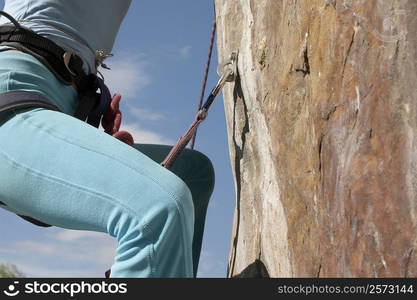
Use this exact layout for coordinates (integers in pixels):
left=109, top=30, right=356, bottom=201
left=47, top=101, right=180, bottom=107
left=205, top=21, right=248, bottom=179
left=0, top=10, right=117, bottom=129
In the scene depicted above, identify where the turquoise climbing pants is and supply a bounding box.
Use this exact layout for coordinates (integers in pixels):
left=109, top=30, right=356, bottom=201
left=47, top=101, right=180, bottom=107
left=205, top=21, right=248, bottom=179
left=0, top=52, right=215, bottom=278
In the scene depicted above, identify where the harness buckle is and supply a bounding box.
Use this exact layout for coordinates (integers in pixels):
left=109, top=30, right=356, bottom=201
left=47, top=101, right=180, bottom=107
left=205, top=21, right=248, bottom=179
left=63, top=51, right=77, bottom=76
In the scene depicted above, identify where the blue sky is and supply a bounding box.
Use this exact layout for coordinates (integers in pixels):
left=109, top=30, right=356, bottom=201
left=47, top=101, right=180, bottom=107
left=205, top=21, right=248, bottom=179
left=0, top=1, right=236, bottom=277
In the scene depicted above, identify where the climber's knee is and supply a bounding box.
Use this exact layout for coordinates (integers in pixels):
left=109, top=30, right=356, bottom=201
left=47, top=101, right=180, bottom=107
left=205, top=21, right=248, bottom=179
left=105, top=165, right=194, bottom=233
left=142, top=179, right=195, bottom=277
left=162, top=177, right=195, bottom=230
left=182, top=149, right=215, bottom=185
left=108, top=172, right=195, bottom=274
left=150, top=170, right=195, bottom=244
left=195, top=151, right=215, bottom=184
left=179, top=149, right=215, bottom=210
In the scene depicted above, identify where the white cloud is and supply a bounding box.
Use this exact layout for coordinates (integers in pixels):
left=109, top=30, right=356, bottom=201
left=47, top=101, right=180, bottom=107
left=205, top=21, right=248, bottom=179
left=52, top=230, right=109, bottom=243
left=128, top=106, right=165, bottom=121
left=99, top=53, right=151, bottom=100
left=179, top=45, right=192, bottom=59
left=12, top=263, right=89, bottom=278
left=120, top=123, right=174, bottom=145
left=155, top=45, right=192, bottom=60
left=0, top=229, right=116, bottom=277
left=6, top=240, right=57, bottom=256
left=0, top=230, right=227, bottom=278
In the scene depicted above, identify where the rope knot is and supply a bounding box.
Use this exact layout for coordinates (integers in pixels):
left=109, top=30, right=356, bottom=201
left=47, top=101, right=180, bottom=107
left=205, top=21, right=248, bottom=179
left=197, top=109, right=208, bottom=121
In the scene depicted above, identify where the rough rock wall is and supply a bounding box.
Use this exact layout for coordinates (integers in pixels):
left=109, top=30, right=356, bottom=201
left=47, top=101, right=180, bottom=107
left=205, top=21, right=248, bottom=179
left=215, top=0, right=417, bottom=277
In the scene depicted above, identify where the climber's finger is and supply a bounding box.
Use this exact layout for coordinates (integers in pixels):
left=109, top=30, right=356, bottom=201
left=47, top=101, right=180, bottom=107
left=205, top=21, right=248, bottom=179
left=113, top=130, right=134, bottom=146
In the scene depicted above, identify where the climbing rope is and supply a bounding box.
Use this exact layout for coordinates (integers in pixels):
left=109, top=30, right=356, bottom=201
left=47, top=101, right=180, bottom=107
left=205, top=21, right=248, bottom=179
left=104, top=16, right=217, bottom=151
left=190, top=15, right=217, bottom=150
left=161, top=51, right=237, bottom=169
left=103, top=4, right=237, bottom=171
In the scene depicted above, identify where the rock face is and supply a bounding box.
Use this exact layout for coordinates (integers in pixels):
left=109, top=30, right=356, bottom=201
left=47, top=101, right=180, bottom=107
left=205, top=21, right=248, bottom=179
left=215, top=0, right=417, bottom=277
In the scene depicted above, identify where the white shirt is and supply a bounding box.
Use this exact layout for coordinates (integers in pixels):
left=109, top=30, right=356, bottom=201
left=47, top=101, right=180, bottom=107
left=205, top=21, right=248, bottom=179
left=1, top=0, right=132, bottom=73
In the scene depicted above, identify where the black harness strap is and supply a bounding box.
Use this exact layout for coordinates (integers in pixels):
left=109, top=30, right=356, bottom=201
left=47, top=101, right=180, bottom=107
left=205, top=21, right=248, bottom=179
left=0, top=10, right=87, bottom=86
left=0, top=25, right=87, bottom=87
left=0, top=91, right=61, bottom=114
left=0, top=11, right=108, bottom=124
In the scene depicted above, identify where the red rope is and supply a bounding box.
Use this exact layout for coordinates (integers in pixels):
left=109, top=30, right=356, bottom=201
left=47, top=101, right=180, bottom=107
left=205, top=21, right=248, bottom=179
left=190, top=16, right=217, bottom=150
left=161, top=112, right=207, bottom=169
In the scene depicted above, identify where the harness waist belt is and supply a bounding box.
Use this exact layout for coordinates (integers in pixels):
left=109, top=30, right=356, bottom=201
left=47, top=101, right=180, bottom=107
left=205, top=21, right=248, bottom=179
left=0, top=91, right=61, bottom=114
left=0, top=10, right=111, bottom=127
left=0, top=24, right=88, bottom=89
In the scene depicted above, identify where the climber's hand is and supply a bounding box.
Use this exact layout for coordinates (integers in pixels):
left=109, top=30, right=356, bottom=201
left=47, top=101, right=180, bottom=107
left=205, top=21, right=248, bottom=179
left=101, top=93, right=134, bottom=146
left=102, top=93, right=122, bottom=135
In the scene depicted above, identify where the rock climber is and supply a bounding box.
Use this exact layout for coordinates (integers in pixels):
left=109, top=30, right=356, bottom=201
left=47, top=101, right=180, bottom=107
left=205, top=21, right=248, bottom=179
left=0, top=0, right=215, bottom=278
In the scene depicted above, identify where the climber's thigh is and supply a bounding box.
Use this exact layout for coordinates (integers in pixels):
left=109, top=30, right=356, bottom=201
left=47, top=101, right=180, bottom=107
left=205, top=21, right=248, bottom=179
left=0, top=107, right=194, bottom=232
left=132, top=144, right=215, bottom=200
